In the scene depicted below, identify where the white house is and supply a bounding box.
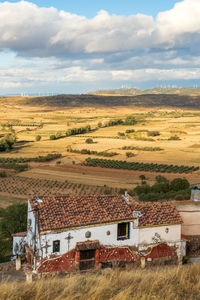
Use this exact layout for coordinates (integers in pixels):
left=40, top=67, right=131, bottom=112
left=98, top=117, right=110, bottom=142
left=13, top=194, right=185, bottom=273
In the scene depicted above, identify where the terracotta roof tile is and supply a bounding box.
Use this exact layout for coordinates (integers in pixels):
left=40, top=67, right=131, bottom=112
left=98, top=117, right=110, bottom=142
left=29, top=195, right=134, bottom=232
left=12, top=232, right=27, bottom=237
left=131, top=201, right=182, bottom=227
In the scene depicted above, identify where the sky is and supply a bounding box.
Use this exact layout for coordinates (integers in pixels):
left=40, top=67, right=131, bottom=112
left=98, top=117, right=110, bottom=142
left=0, top=0, right=200, bottom=95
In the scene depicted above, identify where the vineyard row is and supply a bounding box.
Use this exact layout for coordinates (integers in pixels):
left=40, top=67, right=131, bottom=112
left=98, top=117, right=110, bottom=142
left=84, top=158, right=199, bottom=174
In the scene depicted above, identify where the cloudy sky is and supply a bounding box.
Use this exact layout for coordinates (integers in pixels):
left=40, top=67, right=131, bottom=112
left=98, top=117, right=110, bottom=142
left=0, top=0, right=200, bottom=95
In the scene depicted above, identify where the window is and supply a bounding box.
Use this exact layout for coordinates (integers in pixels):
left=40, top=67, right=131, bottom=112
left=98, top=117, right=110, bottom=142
left=117, top=222, right=130, bottom=240
left=53, top=240, right=60, bottom=253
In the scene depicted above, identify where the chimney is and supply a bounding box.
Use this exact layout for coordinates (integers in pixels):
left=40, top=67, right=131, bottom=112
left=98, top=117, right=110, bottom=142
left=122, top=191, right=130, bottom=204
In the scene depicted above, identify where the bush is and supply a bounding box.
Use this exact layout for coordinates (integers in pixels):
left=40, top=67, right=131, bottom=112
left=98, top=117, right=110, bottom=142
left=147, top=131, right=160, bottom=137
left=168, top=135, right=181, bottom=140
left=85, top=138, right=94, bottom=144
left=66, top=125, right=92, bottom=137
left=118, top=132, right=125, bottom=137
left=126, top=152, right=134, bottom=158
left=123, top=116, right=137, bottom=125
left=0, top=134, right=17, bottom=152
left=125, top=129, right=135, bottom=133
left=50, top=135, right=56, bottom=140
left=35, top=135, right=41, bottom=141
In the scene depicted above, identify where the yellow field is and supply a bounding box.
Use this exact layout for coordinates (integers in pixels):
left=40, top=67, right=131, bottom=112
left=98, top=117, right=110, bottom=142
left=0, top=96, right=200, bottom=206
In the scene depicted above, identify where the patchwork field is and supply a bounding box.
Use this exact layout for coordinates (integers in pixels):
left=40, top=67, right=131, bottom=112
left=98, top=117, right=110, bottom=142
left=0, top=94, right=200, bottom=207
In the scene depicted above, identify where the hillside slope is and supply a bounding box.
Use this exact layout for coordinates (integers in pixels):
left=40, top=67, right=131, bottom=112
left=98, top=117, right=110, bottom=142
left=90, top=87, right=200, bottom=96
left=20, top=94, right=200, bottom=109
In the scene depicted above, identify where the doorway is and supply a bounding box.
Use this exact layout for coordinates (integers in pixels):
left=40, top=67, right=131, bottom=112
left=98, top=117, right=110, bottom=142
left=79, top=249, right=96, bottom=270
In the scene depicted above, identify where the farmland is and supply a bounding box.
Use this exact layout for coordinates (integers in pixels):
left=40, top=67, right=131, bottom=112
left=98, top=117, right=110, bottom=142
left=0, top=94, right=200, bottom=207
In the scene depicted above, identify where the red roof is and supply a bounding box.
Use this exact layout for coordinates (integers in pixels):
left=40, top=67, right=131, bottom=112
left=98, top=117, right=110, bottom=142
left=29, top=195, right=134, bottom=232
left=12, top=232, right=27, bottom=237
left=131, top=201, right=182, bottom=227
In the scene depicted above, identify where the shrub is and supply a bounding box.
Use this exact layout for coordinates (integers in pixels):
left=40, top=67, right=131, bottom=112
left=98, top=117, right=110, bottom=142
left=85, top=138, right=93, bottom=144
left=66, top=125, right=92, bottom=137
left=125, top=129, right=135, bottom=133
left=139, top=175, right=146, bottom=181
left=118, top=132, right=125, bottom=137
left=126, top=152, right=134, bottom=158
left=123, top=116, right=137, bottom=125
left=35, top=135, right=41, bottom=141
left=147, top=131, right=160, bottom=137
left=0, top=134, right=17, bottom=152
left=105, top=119, right=123, bottom=127
left=168, top=135, right=181, bottom=140
left=50, top=135, right=56, bottom=140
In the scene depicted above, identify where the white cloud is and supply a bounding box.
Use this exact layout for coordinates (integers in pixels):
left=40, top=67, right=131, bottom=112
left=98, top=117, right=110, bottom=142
left=0, top=0, right=200, bottom=92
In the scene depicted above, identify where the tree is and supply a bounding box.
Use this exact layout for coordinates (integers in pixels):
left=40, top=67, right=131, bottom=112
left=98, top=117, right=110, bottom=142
left=0, top=203, right=27, bottom=260
left=0, top=203, right=27, bottom=238
left=0, top=134, right=17, bottom=152
left=170, top=178, right=190, bottom=191
left=123, top=116, right=137, bottom=125
left=35, top=135, right=41, bottom=141
left=155, top=175, right=169, bottom=184
left=139, top=175, right=146, bottom=181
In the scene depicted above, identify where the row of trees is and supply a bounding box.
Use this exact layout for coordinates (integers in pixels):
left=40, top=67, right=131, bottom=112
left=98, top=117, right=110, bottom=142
left=122, top=146, right=163, bottom=151
left=0, top=154, right=61, bottom=164
left=67, top=148, right=118, bottom=157
left=84, top=158, right=199, bottom=174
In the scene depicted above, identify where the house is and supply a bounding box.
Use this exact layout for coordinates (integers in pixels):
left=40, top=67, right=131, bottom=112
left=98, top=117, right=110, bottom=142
left=13, top=194, right=185, bottom=273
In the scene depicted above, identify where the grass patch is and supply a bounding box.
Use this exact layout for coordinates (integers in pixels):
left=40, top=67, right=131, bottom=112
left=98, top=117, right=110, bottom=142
left=1, top=265, right=200, bottom=300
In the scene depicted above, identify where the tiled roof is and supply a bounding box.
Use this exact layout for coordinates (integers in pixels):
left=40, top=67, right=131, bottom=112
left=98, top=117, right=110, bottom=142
left=12, top=232, right=27, bottom=237
left=131, top=201, right=182, bottom=227
left=29, top=195, right=134, bottom=232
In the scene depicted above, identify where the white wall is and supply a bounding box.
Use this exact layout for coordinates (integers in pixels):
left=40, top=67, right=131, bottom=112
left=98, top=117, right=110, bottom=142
left=40, top=221, right=139, bottom=257
left=138, top=224, right=181, bottom=246
left=27, top=200, right=37, bottom=248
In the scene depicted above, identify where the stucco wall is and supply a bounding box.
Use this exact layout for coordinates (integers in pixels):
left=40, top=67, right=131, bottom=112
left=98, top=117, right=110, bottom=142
left=175, top=202, right=200, bottom=235
left=27, top=200, right=36, bottom=247
left=39, top=221, right=139, bottom=257
left=138, top=224, right=181, bottom=246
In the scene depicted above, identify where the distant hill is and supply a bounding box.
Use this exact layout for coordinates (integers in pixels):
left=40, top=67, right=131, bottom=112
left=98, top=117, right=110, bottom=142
left=19, top=93, right=200, bottom=109
left=89, top=87, right=200, bottom=96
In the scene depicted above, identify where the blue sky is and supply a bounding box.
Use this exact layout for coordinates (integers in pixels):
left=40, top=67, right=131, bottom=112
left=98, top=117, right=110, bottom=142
left=0, top=0, right=200, bottom=95
left=0, top=0, right=182, bottom=17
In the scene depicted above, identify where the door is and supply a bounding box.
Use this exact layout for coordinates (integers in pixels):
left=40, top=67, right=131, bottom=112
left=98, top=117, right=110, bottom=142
left=79, top=249, right=96, bottom=270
